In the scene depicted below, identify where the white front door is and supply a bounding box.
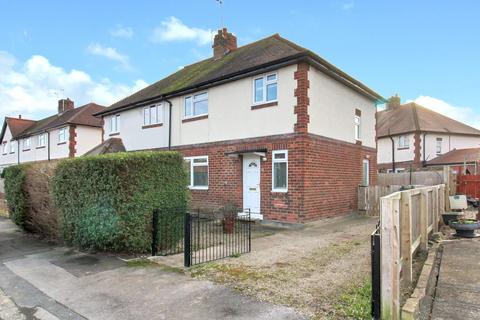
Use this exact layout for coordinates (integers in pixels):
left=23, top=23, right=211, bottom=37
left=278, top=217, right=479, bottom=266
left=243, top=155, right=261, bottom=214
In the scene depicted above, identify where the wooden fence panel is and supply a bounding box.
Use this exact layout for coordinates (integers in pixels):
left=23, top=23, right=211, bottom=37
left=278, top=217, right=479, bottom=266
left=380, top=185, right=444, bottom=319
left=358, top=185, right=402, bottom=216
left=378, top=171, right=444, bottom=186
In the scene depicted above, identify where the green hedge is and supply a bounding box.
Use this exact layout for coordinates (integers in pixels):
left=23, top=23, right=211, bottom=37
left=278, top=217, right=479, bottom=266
left=3, top=164, right=29, bottom=227
left=52, top=151, right=189, bottom=252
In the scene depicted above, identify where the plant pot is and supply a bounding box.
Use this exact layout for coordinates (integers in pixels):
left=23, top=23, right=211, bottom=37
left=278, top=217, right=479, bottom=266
left=449, top=220, right=480, bottom=238
left=441, top=212, right=464, bottom=225
left=223, top=217, right=235, bottom=234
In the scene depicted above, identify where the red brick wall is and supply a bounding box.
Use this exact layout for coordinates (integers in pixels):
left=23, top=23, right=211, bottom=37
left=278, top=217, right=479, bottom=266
left=173, top=132, right=376, bottom=223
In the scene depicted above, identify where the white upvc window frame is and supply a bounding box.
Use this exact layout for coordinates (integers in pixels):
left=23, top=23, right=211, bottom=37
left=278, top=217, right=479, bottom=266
left=109, top=114, right=120, bottom=134
left=253, top=72, right=278, bottom=105
left=436, top=137, right=442, bottom=155
left=2, top=142, right=7, bottom=155
left=184, top=92, right=208, bottom=119
left=398, top=135, right=409, bottom=148
left=10, top=140, right=16, bottom=154
left=272, top=150, right=288, bottom=192
left=143, top=104, right=163, bottom=126
left=38, top=133, right=47, bottom=147
left=58, top=127, right=68, bottom=143
left=185, top=156, right=209, bottom=190
left=362, top=159, right=370, bottom=186
left=23, top=138, right=31, bottom=150
left=354, top=115, right=361, bottom=141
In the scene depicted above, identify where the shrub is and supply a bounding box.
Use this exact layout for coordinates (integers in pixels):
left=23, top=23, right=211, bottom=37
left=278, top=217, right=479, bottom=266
left=52, top=151, right=189, bottom=252
left=3, top=164, right=29, bottom=227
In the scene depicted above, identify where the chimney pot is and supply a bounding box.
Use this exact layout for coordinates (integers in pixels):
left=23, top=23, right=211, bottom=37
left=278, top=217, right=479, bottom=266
left=58, top=98, right=74, bottom=114
left=212, top=28, right=237, bottom=60
left=18, top=115, right=22, bottom=119
left=386, top=94, right=401, bottom=110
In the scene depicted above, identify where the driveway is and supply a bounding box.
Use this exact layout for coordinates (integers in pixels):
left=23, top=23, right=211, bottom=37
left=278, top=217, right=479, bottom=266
left=0, top=217, right=303, bottom=320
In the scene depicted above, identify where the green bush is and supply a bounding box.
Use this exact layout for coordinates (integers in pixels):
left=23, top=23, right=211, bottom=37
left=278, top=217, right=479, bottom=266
left=3, top=165, right=29, bottom=227
left=52, top=151, right=189, bottom=252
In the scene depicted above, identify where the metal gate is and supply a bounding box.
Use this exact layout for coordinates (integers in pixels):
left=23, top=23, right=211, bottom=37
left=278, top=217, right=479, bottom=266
left=371, top=222, right=381, bottom=320
left=151, top=209, right=252, bottom=267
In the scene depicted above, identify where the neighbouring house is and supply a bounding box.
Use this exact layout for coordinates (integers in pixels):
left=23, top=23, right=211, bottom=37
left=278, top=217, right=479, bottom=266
left=93, top=28, right=383, bottom=223
left=426, top=147, right=480, bottom=174
left=377, top=96, right=480, bottom=173
left=0, top=99, right=105, bottom=171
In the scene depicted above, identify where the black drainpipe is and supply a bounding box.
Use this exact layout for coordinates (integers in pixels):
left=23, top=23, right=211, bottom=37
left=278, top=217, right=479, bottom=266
left=389, top=135, right=396, bottom=172
left=165, top=99, right=173, bottom=150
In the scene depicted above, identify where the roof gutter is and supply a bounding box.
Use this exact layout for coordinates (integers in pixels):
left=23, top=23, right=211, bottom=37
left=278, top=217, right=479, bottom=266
left=95, top=52, right=385, bottom=117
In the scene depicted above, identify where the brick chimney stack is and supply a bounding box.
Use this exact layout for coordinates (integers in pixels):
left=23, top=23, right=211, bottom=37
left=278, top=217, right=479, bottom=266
left=386, top=94, right=401, bottom=110
left=58, top=98, right=74, bottom=114
left=212, top=28, right=237, bottom=60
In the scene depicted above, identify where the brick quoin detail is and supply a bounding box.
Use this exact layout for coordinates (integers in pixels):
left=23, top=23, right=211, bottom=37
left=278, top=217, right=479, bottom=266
left=68, top=125, right=77, bottom=157
left=294, top=62, right=310, bottom=134
left=413, top=132, right=422, bottom=168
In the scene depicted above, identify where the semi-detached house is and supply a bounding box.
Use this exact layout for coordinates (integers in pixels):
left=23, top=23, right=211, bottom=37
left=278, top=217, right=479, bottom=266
left=94, top=28, right=384, bottom=223
left=0, top=99, right=104, bottom=170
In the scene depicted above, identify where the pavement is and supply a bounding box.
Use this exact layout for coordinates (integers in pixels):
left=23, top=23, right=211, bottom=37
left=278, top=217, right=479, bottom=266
left=431, top=239, right=480, bottom=320
left=0, top=217, right=304, bottom=320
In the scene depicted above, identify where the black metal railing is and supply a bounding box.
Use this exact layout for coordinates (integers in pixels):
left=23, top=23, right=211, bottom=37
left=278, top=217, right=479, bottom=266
left=151, top=208, right=252, bottom=267
left=185, top=209, right=251, bottom=267
left=371, top=221, right=381, bottom=320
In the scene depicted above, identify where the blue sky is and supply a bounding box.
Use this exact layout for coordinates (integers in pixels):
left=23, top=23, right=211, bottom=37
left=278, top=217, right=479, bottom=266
left=1, top=0, right=480, bottom=127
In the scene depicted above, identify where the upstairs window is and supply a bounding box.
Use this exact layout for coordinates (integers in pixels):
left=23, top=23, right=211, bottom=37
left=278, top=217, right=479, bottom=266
left=436, top=138, right=443, bottom=155
left=272, top=150, right=288, bottom=192
left=10, top=140, right=16, bottom=153
left=184, top=92, right=208, bottom=118
left=253, top=73, right=277, bottom=104
left=38, top=133, right=47, bottom=147
left=354, top=115, right=361, bottom=140
left=23, top=138, right=31, bottom=150
left=2, top=142, right=7, bottom=155
left=109, top=115, right=120, bottom=134
left=398, top=135, right=409, bottom=148
left=144, top=104, right=163, bottom=126
left=185, top=156, right=209, bottom=189
left=58, top=127, right=68, bottom=143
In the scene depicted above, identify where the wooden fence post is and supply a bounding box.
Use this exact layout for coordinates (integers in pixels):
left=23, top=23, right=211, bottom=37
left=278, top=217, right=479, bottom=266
left=443, top=166, right=451, bottom=211
left=400, top=191, right=413, bottom=287
left=433, top=187, right=439, bottom=232
left=381, top=193, right=401, bottom=320
left=420, top=189, right=429, bottom=251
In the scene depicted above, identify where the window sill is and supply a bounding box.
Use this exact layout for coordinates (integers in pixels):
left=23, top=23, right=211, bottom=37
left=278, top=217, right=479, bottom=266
left=182, top=115, right=208, bottom=123
left=271, top=189, right=288, bottom=193
left=36, top=146, right=46, bottom=149
left=189, top=186, right=209, bottom=191
left=58, top=142, right=67, bottom=145
left=397, top=147, right=409, bottom=150
left=251, top=101, right=278, bottom=110
left=109, top=132, right=120, bottom=137
left=142, top=123, right=163, bottom=129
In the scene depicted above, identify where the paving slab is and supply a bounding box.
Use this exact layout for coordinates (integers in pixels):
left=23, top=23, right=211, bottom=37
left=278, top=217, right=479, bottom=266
left=431, top=239, right=480, bottom=320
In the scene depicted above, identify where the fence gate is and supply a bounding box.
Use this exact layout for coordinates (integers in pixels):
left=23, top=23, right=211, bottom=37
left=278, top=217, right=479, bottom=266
left=457, top=174, right=480, bottom=200
left=371, top=222, right=381, bottom=320
left=151, top=209, right=251, bottom=267
left=185, top=210, right=251, bottom=267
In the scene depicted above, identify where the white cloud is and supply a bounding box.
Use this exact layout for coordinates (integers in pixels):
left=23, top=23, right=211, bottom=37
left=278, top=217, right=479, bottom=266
left=150, top=17, right=212, bottom=45
left=0, top=51, right=148, bottom=119
left=110, top=25, right=134, bottom=39
left=342, top=0, right=355, bottom=10
left=408, top=96, right=480, bottom=129
left=86, top=43, right=131, bottom=70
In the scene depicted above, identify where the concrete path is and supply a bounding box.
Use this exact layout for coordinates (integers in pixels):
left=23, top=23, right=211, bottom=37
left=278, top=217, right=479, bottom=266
left=0, top=217, right=304, bottom=320
left=431, top=239, right=480, bottom=320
